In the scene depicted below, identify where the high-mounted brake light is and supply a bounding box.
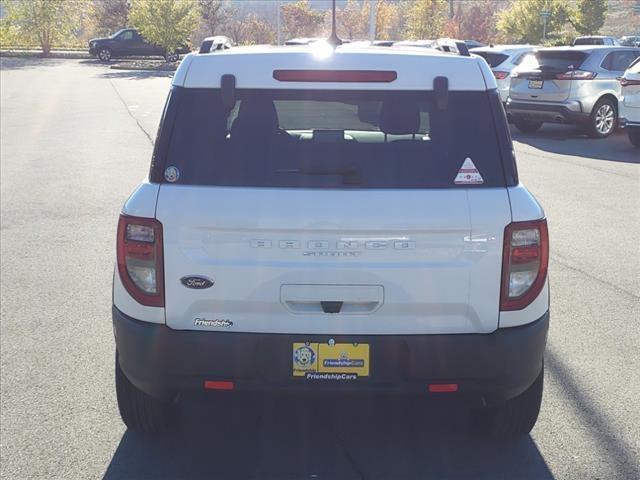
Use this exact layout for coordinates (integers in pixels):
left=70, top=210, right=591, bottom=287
left=117, top=214, right=164, bottom=307
left=493, top=71, right=509, bottom=80
left=556, top=70, right=596, bottom=80
left=619, top=76, right=640, bottom=87
left=500, top=219, right=549, bottom=311
left=273, top=70, right=397, bottom=83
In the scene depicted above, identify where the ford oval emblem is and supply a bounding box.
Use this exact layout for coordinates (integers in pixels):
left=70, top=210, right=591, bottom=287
left=180, top=276, right=214, bottom=289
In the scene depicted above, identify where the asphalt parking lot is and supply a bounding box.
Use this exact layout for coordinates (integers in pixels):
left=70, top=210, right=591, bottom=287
left=1, top=57, right=638, bottom=480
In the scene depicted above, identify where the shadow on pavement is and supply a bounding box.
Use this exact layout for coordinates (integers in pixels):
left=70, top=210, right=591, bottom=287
left=0, top=56, right=68, bottom=71
left=511, top=125, right=639, bottom=164
left=104, top=393, right=553, bottom=480
left=545, top=350, right=638, bottom=479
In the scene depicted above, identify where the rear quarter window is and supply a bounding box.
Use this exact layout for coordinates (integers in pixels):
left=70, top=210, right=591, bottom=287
left=154, top=88, right=514, bottom=189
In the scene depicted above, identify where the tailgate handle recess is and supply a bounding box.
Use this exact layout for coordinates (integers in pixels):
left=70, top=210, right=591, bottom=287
left=281, top=285, right=383, bottom=315
left=320, top=301, right=343, bottom=314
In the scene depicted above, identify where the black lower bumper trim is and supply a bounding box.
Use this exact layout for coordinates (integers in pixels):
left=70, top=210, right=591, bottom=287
left=113, top=307, right=549, bottom=405
left=507, top=101, right=589, bottom=124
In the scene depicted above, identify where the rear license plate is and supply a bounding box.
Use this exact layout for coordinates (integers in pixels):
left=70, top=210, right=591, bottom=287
left=528, top=80, right=544, bottom=89
left=293, top=342, right=370, bottom=379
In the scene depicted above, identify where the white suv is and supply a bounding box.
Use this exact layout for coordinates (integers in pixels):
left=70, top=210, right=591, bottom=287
left=113, top=42, right=550, bottom=439
left=471, top=45, right=537, bottom=103
left=619, top=56, right=640, bottom=147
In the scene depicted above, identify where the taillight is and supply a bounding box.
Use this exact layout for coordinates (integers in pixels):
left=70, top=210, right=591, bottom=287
left=619, top=77, right=640, bottom=87
left=500, top=219, right=549, bottom=311
left=556, top=70, right=596, bottom=80
left=493, top=71, right=509, bottom=80
left=117, top=214, right=164, bottom=307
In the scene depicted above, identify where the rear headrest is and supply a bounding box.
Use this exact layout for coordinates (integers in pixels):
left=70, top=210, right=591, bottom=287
left=378, top=99, right=421, bottom=135
left=231, top=98, right=279, bottom=135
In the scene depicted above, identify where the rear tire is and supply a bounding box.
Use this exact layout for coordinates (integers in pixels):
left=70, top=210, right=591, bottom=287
left=587, top=98, right=617, bottom=138
left=627, top=126, right=640, bottom=147
left=514, top=118, right=543, bottom=133
left=470, top=366, right=544, bottom=440
left=115, top=352, right=176, bottom=434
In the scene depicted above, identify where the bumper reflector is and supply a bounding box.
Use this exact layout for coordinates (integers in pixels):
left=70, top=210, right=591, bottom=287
left=428, top=383, right=459, bottom=393
left=204, top=380, right=235, bottom=391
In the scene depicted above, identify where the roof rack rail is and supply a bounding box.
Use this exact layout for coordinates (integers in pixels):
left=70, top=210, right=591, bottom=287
left=433, top=38, right=470, bottom=57
left=199, top=36, right=233, bottom=54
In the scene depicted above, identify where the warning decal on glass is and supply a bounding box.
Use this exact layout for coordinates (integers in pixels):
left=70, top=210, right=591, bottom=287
left=454, top=157, right=484, bottom=185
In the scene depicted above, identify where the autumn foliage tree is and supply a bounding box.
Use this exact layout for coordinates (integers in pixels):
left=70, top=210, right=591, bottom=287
left=456, top=0, right=498, bottom=44
left=405, top=0, right=448, bottom=40
left=281, top=0, right=325, bottom=39
left=93, top=0, right=130, bottom=36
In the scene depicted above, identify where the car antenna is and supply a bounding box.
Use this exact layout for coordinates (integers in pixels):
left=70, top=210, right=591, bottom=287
left=327, top=0, right=342, bottom=48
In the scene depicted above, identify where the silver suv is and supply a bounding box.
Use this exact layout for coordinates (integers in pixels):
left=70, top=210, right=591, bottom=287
left=507, top=46, right=640, bottom=137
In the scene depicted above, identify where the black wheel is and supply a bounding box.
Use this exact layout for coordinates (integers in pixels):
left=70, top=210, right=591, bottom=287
left=470, top=366, right=544, bottom=440
left=514, top=118, right=543, bottom=133
left=165, top=51, right=179, bottom=62
left=97, top=47, right=112, bottom=62
left=115, top=352, right=176, bottom=434
left=627, top=126, right=640, bottom=147
left=587, top=98, right=617, bottom=138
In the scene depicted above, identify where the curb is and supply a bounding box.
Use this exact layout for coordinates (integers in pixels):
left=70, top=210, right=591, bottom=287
left=0, top=50, right=90, bottom=59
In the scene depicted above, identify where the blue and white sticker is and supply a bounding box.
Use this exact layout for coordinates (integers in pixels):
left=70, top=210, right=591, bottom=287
left=164, top=165, right=180, bottom=183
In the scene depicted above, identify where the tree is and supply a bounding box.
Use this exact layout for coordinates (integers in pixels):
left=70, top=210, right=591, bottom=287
left=337, top=0, right=369, bottom=40
left=573, top=0, right=607, bottom=35
left=198, top=0, right=227, bottom=36
left=497, top=0, right=572, bottom=45
left=457, top=0, right=498, bottom=44
left=405, top=0, right=448, bottom=40
left=93, top=0, right=130, bottom=36
left=375, top=0, right=401, bottom=40
left=3, top=0, right=80, bottom=54
left=281, top=0, right=325, bottom=40
left=129, top=0, right=198, bottom=55
left=241, top=12, right=276, bottom=45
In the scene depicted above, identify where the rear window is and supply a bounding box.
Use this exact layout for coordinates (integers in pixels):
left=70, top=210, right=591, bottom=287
left=159, top=88, right=508, bottom=189
left=533, top=50, right=588, bottom=71
left=474, top=52, right=509, bottom=68
left=573, top=38, right=603, bottom=45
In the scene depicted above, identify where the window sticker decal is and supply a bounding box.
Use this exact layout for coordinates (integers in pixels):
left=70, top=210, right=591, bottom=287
left=454, top=157, right=484, bottom=185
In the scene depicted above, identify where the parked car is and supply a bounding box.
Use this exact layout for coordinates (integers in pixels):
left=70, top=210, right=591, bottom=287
left=88, top=28, right=190, bottom=62
left=471, top=45, right=537, bottom=103
left=572, top=36, right=620, bottom=46
left=507, top=46, right=640, bottom=137
left=392, top=39, right=435, bottom=48
left=619, top=36, right=640, bottom=47
left=113, top=40, right=550, bottom=440
left=464, top=39, right=486, bottom=49
left=619, top=56, right=640, bottom=147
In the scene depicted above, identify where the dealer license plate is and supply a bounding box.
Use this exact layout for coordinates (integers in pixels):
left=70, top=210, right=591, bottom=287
left=293, top=342, right=370, bottom=379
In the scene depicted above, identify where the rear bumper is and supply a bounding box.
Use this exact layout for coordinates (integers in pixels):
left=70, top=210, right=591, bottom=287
left=619, top=117, right=640, bottom=128
left=507, top=99, right=590, bottom=124
left=113, top=306, right=549, bottom=405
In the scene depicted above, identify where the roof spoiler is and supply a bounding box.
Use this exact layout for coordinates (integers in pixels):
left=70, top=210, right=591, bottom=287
left=433, top=38, right=470, bottom=57
left=199, top=36, right=233, bottom=54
